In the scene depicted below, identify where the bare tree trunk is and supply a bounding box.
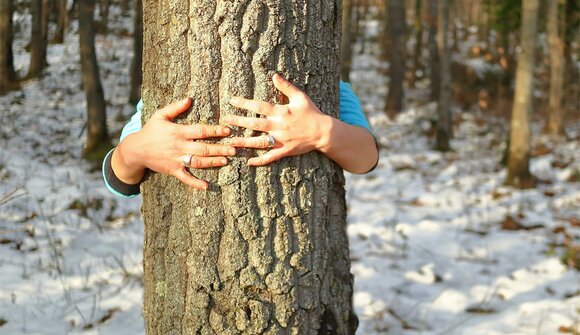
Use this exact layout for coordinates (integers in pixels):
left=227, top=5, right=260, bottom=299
left=141, top=0, right=356, bottom=334
left=128, top=0, right=142, bottom=105
left=428, top=0, right=439, bottom=101
left=341, top=0, right=353, bottom=82
left=27, top=0, right=50, bottom=79
left=544, top=0, right=566, bottom=136
left=435, top=0, right=451, bottom=151
left=0, top=0, right=17, bottom=95
left=79, top=0, right=111, bottom=161
left=97, top=0, right=110, bottom=34
left=408, top=0, right=424, bottom=88
left=506, top=0, right=538, bottom=189
left=385, top=0, right=405, bottom=116
left=53, top=0, right=67, bottom=44
left=120, top=0, right=130, bottom=13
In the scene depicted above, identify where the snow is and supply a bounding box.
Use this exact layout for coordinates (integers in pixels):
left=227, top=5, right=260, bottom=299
left=1, top=8, right=579, bottom=335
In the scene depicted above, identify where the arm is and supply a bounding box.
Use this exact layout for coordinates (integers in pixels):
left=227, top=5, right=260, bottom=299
left=103, top=97, right=236, bottom=194
left=224, top=74, right=379, bottom=174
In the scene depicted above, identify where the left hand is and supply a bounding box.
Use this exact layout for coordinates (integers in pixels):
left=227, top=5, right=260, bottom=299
left=223, top=73, right=332, bottom=166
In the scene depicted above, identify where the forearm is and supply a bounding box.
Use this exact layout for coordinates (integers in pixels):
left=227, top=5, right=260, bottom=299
left=111, top=132, right=147, bottom=185
left=317, top=115, right=378, bottom=174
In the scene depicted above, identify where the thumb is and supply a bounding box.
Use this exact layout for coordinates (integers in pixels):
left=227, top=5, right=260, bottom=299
left=272, top=74, right=304, bottom=101
left=154, top=97, right=192, bottom=120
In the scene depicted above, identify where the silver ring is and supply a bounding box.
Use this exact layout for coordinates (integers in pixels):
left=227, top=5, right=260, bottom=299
left=181, top=155, right=192, bottom=168
left=266, top=135, right=276, bottom=148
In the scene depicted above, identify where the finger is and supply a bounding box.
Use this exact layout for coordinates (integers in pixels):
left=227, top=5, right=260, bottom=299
left=154, top=97, right=192, bottom=120
left=229, top=97, right=273, bottom=116
left=272, top=73, right=304, bottom=100
left=177, top=124, right=231, bottom=140
left=229, top=136, right=273, bottom=149
left=221, top=114, right=272, bottom=132
left=174, top=168, right=208, bottom=190
left=181, top=142, right=236, bottom=157
left=181, top=156, right=229, bottom=169
left=248, top=148, right=287, bottom=166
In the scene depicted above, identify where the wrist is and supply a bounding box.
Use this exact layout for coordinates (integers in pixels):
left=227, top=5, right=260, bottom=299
left=315, top=114, right=336, bottom=154
left=113, top=133, right=146, bottom=184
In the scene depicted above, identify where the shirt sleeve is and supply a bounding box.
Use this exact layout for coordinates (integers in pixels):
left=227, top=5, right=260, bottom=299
left=102, top=100, right=144, bottom=198
left=338, top=81, right=374, bottom=136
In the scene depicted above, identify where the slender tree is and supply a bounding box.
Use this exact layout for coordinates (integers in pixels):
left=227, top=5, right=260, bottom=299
left=0, top=0, right=17, bottom=95
left=409, top=0, right=424, bottom=88
left=27, top=0, right=50, bottom=79
left=435, top=0, right=452, bottom=151
left=385, top=0, right=406, bottom=116
left=341, top=0, right=353, bottom=82
left=128, top=0, right=142, bottom=105
left=544, top=0, right=567, bottom=136
left=428, top=0, right=440, bottom=101
left=53, top=0, right=67, bottom=44
left=79, top=0, right=111, bottom=160
left=506, top=0, right=538, bottom=188
left=141, top=0, right=356, bottom=333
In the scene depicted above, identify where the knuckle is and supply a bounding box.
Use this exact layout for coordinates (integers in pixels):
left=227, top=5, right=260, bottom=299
left=199, top=145, right=210, bottom=157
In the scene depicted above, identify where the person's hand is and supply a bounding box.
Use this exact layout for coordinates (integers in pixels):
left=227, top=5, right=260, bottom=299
left=114, top=97, right=236, bottom=190
left=223, top=74, right=332, bottom=166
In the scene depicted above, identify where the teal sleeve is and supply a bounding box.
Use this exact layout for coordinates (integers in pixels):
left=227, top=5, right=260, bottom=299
left=338, top=81, right=374, bottom=136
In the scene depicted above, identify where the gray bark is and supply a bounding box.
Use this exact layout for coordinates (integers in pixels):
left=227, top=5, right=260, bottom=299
left=141, top=0, right=356, bottom=334
left=544, top=0, right=566, bottom=136
left=79, top=0, right=111, bottom=160
left=435, top=0, right=451, bottom=151
left=0, top=0, right=16, bottom=94
left=506, top=0, right=538, bottom=189
left=385, top=0, right=405, bottom=117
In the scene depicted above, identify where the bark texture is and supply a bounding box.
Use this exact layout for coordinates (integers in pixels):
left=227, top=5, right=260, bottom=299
left=435, top=0, right=452, bottom=151
left=79, top=0, right=111, bottom=160
left=128, top=0, right=142, bottom=105
left=506, top=0, right=538, bottom=188
left=0, top=0, right=16, bottom=95
left=545, top=0, right=566, bottom=136
left=141, top=1, right=356, bottom=334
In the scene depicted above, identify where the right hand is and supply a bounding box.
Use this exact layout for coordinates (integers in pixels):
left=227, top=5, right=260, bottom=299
left=116, top=97, right=235, bottom=190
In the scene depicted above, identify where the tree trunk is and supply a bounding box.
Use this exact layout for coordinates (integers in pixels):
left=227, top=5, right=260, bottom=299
left=79, top=0, right=111, bottom=161
left=385, top=0, right=405, bottom=116
left=53, top=0, right=67, bottom=44
left=506, top=0, right=538, bottom=189
left=408, top=0, right=424, bottom=88
left=97, top=0, right=110, bottom=34
left=428, top=0, right=439, bottom=101
left=120, top=0, right=130, bottom=13
left=0, top=0, right=17, bottom=95
left=435, top=0, right=451, bottom=151
left=341, top=0, right=353, bottom=82
left=28, top=0, right=50, bottom=79
left=544, top=0, right=566, bottom=136
left=141, top=1, right=356, bottom=334
left=128, top=0, right=142, bottom=105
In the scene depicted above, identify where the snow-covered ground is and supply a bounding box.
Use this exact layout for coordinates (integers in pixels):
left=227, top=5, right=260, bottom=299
left=1, top=11, right=579, bottom=335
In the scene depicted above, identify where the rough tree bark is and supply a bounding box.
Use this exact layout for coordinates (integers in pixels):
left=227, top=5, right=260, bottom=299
left=27, top=0, right=50, bottom=79
left=141, top=1, right=356, bottom=334
left=0, top=0, right=17, bottom=95
left=341, top=0, right=353, bottom=82
left=79, top=0, right=111, bottom=161
left=544, top=0, right=566, bottom=136
left=385, top=0, right=405, bottom=117
left=506, top=0, right=538, bottom=188
left=128, top=0, right=142, bottom=105
left=435, top=0, right=452, bottom=151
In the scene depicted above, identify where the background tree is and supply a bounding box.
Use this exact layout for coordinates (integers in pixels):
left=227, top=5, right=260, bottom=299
left=384, top=0, right=405, bottom=117
left=435, top=0, right=452, bottom=151
left=428, top=0, right=439, bottom=101
left=0, top=0, right=17, bottom=95
left=27, top=0, right=50, bottom=79
left=128, top=0, right=142, bottom=105
left=506, top=0, right=539, bottom=188
left=53, top=0, right=68, bottom=44
left=341, top=0, right=354, bottom=82
left=408, top=0, right=424, bottom=88
left=79, top=0, right=111, bottom=161
left=544, top=0, right=567, bottom=136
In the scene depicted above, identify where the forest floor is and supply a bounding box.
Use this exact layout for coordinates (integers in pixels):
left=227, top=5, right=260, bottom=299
left=0, top=10, right=579, bottom=335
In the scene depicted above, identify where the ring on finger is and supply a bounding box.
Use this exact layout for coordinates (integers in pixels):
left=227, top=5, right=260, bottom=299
left=266, top=135, right=276, bottom=148
left=181, top=154, right=193, bottom=168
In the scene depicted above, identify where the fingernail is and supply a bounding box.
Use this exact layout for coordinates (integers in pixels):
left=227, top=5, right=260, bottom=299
left=221, top=158, right=228, bottom=165
left=229, top=148, right=236, bottom=155
left=229, top=97, right=238, bottom=105
left=222, top=127, right=231, bottom=135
